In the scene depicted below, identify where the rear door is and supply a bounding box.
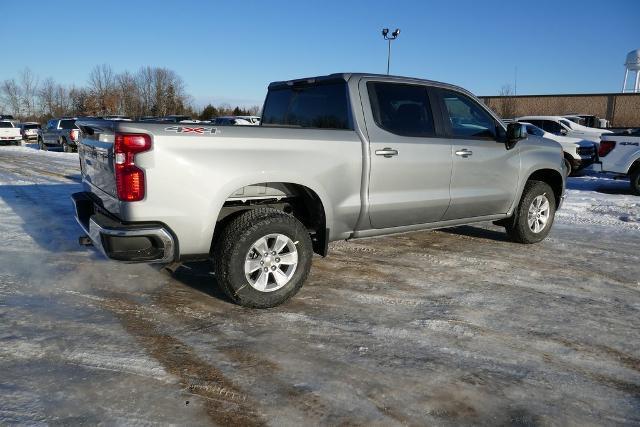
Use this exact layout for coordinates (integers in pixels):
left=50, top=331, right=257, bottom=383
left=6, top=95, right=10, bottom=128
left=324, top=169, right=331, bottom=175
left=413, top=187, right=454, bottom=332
left=436, top=88, right=520, bottom=220
left=361, top=80, right=452, bottom=228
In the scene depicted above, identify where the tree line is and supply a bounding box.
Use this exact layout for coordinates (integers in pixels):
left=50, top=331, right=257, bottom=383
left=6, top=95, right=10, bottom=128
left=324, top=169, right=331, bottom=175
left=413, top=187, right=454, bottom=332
left=0, top=65, right=260, bottom=122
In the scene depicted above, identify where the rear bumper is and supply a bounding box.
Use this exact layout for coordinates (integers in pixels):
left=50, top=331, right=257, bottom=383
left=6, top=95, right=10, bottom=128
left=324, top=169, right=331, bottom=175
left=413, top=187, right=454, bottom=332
left=72, top=192, right=176, bottom=263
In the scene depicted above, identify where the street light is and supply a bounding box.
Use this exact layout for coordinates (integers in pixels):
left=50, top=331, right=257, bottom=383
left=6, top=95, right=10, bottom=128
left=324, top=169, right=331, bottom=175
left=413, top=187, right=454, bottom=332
left=382, top=28, right=400, bottom=75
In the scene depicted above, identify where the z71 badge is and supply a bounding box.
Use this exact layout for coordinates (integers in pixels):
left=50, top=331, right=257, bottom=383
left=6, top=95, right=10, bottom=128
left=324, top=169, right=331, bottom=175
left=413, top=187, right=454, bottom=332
left=164, top=126, right=220, bottom=135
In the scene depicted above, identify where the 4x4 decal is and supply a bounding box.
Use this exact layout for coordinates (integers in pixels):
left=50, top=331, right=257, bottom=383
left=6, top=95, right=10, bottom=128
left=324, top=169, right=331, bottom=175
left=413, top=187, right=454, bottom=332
left=164, top=126, right=220, bottom=135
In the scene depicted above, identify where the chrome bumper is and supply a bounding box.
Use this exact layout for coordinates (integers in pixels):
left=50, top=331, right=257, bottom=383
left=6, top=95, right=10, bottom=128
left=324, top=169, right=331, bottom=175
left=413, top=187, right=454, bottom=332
left=72, top=192, right=176, bottom=263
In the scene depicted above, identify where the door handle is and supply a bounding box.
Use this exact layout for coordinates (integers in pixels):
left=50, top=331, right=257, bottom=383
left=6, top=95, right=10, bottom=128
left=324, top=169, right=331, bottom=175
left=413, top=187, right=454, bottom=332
left=455, top=149, right=473, bottom=158
left=375, top=148, right=398, bottom=158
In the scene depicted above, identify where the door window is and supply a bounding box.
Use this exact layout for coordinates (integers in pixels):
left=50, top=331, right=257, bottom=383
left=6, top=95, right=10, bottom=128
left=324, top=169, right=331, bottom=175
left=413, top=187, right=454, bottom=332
left=367, top=82, right=435, bottom=137
left=441, top=90, right=496, bottom=139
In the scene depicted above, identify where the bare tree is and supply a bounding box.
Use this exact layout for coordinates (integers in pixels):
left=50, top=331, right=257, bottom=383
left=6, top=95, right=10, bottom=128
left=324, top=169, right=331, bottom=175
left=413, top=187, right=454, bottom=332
left=88, top=64, right=117, bottom=114
left=1, top=79, right=22, bottom=117
left=20, top=68, right=39, bottom=119
left=498, top=85, right=518, bottom=119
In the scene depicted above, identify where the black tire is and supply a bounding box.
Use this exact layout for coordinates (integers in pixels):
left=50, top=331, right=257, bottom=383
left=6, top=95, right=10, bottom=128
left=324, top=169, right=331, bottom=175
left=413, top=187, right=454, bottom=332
left=630, top=167, right=640, bottom=196
left=61, top=139, right=70, bottom=153
left=212, top=208, right=313, bottom=308
left=38, top=137, right=47, bottom=151
left=563, top=157, right=573, bottom=177
left=504, top=180, right=556, bottom=244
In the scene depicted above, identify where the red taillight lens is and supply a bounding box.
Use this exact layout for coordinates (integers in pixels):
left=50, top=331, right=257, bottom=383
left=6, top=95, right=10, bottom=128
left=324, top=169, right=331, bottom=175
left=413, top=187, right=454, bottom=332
left=598, top=140, right=615, bottom=158
left=114, top=133, right=152, bottom=202
left=69, top=129, right=79, bottom=141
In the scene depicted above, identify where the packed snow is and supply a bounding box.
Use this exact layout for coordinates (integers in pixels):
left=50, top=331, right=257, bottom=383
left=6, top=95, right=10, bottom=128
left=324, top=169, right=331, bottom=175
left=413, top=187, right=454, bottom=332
left=0, top=145, right=638, bottom=425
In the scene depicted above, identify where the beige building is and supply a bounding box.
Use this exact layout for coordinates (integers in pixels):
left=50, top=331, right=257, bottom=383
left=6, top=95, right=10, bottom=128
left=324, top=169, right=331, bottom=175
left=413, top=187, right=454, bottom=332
left=480, top=92, right=640, bottom=128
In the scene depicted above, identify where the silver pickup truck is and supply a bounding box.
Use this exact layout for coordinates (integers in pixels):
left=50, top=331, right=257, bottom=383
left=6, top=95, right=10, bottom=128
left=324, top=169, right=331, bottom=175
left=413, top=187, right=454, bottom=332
left=73, top=73, right=566, bottom=308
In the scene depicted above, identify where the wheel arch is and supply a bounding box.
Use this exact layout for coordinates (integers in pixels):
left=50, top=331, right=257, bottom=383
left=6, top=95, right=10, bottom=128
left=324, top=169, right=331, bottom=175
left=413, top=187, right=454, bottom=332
left=525, top=168, right=564, bottom=208
left=211, top=181, right=331, bottom=257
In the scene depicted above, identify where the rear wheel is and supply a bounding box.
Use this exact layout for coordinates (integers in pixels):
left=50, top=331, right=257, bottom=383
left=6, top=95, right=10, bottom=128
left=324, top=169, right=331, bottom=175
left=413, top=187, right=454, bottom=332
left=38, top=137, right=47, bottom=151
left=630, top=167, right=640, bottom=196
left=504, top=180, right=556, bottom=244
left=212, top=208, right=313, bottom=308
left=61, top=139, right=71, bottom=153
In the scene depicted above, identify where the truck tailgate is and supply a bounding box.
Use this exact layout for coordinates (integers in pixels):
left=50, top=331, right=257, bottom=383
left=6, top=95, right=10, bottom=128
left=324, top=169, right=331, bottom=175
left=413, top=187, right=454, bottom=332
left=77, top=122, right=118, bottom=199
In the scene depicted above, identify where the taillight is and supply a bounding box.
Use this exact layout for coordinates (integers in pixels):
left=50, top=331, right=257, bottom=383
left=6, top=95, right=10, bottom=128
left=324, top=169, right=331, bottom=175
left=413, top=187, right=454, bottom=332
left=598, top=140, right=615, bottom=157
left=114, top=133, right=152, bottom=202
left=69, top=129, right=79, bottom=141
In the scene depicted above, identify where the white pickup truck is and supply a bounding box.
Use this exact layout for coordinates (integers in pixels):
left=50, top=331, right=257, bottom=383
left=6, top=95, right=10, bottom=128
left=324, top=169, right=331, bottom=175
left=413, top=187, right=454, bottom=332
left=593, top=129, right=640, bottom=195
left=72, top=73, right=566, bottom=308
left=0, top=121, right=22, bottom=145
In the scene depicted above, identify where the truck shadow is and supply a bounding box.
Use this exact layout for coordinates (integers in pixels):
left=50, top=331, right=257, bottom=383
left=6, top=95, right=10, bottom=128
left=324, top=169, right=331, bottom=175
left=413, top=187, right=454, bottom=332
left=168, top=261, right=233, bottom=303
left=439, top=225, right=510, bottom=242
left=566, top=177, right=633, bottom=195
left=0, top=183, right=84, bottom=252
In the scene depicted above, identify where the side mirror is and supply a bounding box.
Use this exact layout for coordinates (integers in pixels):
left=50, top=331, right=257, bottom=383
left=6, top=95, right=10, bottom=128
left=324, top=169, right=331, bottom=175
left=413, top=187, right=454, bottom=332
left=505, top=122, right=527, bottom=149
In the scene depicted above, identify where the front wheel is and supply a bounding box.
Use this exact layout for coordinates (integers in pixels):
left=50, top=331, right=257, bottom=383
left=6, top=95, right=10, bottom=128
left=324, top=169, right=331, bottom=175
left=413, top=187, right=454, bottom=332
left=212, top=208, right=313, bottom=308
left=38, top=137, right=47, bottom=151
left=62, top=139, right=71, bottom=153
left=504, top=180, right=556, bottom=244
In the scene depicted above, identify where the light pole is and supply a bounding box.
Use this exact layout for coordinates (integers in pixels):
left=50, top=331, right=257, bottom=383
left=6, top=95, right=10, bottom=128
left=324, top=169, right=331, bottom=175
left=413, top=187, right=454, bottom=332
left=382, top=28, right=400, bottom=75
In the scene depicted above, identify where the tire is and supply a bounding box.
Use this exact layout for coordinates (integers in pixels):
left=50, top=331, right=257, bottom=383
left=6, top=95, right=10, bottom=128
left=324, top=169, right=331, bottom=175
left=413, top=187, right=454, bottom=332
left=630, top=167, right=640, bottom=196
left=61, top=139, right=70, bottom=153
left=504, top=180, right=556, bottom=244
left=212, top=208, right=313, bottom=308
left=563, top=157, right=572, bottom=177
left=38, top=137, right=47, bottom=151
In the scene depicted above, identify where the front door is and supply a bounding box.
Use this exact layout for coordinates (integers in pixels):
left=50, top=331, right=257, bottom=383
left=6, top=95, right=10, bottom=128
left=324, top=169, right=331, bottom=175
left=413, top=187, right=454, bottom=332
left=362, top=80, right=453, bottom=229
left=436, top=89, right=520, bottom=220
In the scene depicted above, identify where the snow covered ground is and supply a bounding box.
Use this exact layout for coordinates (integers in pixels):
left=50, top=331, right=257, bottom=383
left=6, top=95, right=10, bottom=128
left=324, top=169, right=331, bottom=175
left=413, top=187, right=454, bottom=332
left=0, top=145, right=638, bottom=425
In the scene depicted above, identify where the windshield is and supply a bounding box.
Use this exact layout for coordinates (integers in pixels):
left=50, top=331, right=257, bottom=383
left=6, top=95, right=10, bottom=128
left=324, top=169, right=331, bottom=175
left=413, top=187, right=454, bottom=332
left=23, top=124, right=39, bottom=129
left=559, top=119, right=574, bottom=129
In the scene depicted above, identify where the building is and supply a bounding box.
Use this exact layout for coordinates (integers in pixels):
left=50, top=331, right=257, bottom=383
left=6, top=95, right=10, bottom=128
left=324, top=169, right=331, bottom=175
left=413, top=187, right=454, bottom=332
left=480, top=92, right=640, bottom=128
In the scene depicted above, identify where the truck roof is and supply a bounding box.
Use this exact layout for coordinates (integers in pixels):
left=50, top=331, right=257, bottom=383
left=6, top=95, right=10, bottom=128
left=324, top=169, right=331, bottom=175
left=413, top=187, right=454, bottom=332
left=268, top=72, right=474, bottom=96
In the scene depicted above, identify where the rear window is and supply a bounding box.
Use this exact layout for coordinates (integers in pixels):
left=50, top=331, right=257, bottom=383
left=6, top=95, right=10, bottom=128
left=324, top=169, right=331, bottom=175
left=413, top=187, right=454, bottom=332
left=262, top=82, right=351, bottom=129
left=0, top=122, right=13, bottom=128
left=60, top=119, right=77, bottom=129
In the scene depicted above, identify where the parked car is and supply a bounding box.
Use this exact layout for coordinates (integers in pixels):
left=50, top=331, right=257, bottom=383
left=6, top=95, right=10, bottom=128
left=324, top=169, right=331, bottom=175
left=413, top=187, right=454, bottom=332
left=518, top=121, right=596, bottom=176
left=516, top=115, right=612, bottom=144
left=592, top=128, right=640, bottom=195
left=39, top=118, right=80, bottom=152
left=19, top=122, right=41, bottom=142
left=73, top=72, right=565, bottom=308
left=212, top=116, right=253, bottom=125
left=0, top=120, right=22, bottom=145
left=235, top=115, right=261, bottom=125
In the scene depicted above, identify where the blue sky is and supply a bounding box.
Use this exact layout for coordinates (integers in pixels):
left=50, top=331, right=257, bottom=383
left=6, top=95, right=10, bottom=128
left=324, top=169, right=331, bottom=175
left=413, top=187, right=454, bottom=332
left=1, top=0, right=638, bottom=108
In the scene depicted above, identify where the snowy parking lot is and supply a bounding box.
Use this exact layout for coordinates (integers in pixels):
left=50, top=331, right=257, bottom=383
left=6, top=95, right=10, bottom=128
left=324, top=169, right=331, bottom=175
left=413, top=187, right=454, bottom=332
left=0, top=145, right=639, bottom=425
